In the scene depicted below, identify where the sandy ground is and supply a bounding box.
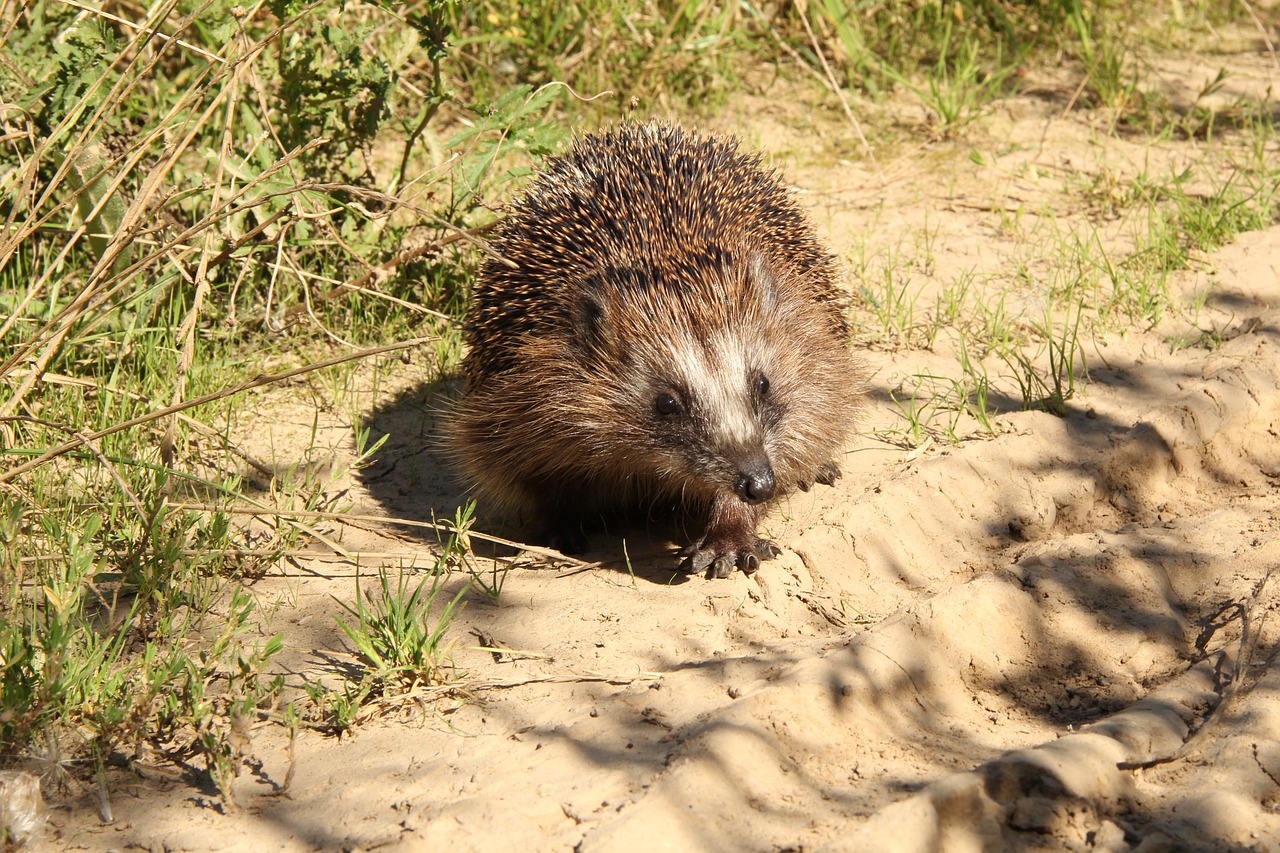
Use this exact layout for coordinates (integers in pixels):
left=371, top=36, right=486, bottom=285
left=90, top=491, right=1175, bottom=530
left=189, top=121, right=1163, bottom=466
left=43, top=41, right=1280, bottom=853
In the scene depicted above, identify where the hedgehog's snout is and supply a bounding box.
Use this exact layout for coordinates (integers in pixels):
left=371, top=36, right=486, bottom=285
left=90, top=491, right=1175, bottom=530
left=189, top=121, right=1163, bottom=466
left=735, top=460, right=776, bottom=505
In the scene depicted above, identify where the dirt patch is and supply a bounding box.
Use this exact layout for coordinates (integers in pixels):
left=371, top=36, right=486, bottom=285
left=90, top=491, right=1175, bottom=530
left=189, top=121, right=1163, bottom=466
left=48, top=51, right=1280, bottom=853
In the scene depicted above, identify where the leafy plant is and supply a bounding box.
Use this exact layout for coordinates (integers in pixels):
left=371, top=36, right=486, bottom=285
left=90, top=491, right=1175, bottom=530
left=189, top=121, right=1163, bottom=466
left=1002, top=306, right=1087, bottom=417
left=304, top=679, right=375, bottom=736
left=884, top=21, right=1012, bottom=136
left=336, top=568, right=467, bottom=690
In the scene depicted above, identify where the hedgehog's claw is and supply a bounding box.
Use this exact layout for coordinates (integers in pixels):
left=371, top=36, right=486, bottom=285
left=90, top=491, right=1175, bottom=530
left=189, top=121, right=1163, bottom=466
left=679, top=544, right=716, bottom=574
left=710, top=555, right=735, bottom=579
left=800, top=460, right=843, bottom=491
left=679, top=537, right=779, bottom=578
left=680, top=495, right=777, bottom=578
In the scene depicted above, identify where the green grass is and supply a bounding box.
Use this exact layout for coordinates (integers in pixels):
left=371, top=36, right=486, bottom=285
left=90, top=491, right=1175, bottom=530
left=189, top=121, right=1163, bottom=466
left=335, top=567, right=467, bottom=692
left=882, top=21, right=1015, bottom=136
left=2, top=0, right=1279, bottom=808
left=0, top=0, right=544, bottom=803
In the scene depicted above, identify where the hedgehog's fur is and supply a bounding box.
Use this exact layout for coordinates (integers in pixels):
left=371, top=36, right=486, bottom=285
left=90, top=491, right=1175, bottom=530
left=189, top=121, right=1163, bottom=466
left=449, top=122, right=864, bottom=578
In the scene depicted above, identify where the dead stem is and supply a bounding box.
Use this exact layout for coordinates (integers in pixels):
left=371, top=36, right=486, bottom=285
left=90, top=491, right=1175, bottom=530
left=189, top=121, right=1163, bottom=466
left=0, top=336, right=437, bottom=483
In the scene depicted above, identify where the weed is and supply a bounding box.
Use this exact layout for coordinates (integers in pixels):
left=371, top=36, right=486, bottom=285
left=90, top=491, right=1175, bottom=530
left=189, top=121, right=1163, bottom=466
left=1166, top=171, right=1276, bottom=256
left=335, top=567, right=467, bottom=691
left=882, top=376, right=958, bottom=448
left=880, top=342, right=1003, bottom=450
left=0, top=499, right=284, bottom=804
left=856, top=250, right=922, bottom=347
left=449, top=0, right=755, bottom=111
left=429, top=500, right=506, bottom=601
left=304, top=679, right=374, bottom=737
left=1001, top=305, right=1087, bottom=417
left=955, top=338, right=999, bottom=435
left=884, top=21, right=1012, bottom=136
left=972, top=291, right=1021, bottom=359
left=927, top=270, right=975, bottom=347
left=1068, top=4, right=1138, bottom=118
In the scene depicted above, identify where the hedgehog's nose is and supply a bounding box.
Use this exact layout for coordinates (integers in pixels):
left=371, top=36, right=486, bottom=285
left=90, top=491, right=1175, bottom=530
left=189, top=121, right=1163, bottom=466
left=736, top=463, right=776, bottom=505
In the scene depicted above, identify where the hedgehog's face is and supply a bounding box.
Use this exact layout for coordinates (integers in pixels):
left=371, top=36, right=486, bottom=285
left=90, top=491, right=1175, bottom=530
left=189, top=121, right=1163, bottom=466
left=639, top=329, right=784, bottom=504
left=570, top=252, right=815, bottom=504
left=563, top=251, right=829, bottom=504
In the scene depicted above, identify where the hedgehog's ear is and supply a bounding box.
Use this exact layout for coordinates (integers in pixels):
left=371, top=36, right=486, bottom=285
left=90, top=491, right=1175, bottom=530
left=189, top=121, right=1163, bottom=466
left=573, top=293, right=613, bottom=355
left=747, top=252, right=779, bottom=309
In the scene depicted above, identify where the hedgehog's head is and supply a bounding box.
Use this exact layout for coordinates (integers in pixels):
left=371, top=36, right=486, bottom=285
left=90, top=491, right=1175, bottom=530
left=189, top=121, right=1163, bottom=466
left=567, top=251, right=818, bottom=505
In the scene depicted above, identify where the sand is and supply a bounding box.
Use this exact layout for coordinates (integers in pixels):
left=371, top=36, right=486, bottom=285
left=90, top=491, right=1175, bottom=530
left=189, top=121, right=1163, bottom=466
left=48, top=44, right=1280, bottom=853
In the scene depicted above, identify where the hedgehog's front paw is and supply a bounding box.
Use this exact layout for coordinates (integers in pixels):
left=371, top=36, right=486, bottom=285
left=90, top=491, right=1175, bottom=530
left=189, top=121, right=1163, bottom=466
left=542, top=519, right=589, bottom=556
left=798, top=460, right=842, bottom=492
left=679, top=536, right=781, bottom=579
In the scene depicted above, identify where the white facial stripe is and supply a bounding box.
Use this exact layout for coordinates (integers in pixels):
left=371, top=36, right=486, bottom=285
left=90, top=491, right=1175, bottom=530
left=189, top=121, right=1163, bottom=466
left=671, top=334, right=758, bottom=447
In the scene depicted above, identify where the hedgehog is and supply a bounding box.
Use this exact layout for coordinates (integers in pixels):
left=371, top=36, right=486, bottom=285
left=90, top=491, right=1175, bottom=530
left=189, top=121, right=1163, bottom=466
left=448, top=122, right=864, bottom=578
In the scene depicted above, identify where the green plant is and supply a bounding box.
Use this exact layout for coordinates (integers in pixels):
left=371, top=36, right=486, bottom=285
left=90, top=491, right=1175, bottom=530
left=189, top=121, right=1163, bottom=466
left=335, top=567, right=467, bottom=691
left=879, top=343, right=1002, bottom=449
left=1002, top=305, right=1087, bottom=417
left=807, top=0, right=882, bottom=95
left=1067, top=4, right=1138, bottom=119
left=925, top=270, right=974, bottom=349
left=797, top=0, right=1072, bottom=101
left=0, top=0, right=551, bottom=795
left=882, top=376, right=957, bottom=448
left=972, top=291, right=1020, bottom=359
left=856, top=251, right=921, bottom=347
left=884, top=21, right=1012, bottom=136
left=955, top=337, right=998, bottom=435
left=0, top=499, right=283, bottom=806
left=304, top=679, right=374, bottom=736
left=446, top=501, right=508, bottom=600
left=448, top=0, right=757, bottom=112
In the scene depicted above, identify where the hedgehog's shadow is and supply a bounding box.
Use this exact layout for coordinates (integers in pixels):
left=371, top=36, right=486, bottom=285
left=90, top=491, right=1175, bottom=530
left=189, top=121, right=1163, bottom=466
left=356, top=379, right=695, bottom=586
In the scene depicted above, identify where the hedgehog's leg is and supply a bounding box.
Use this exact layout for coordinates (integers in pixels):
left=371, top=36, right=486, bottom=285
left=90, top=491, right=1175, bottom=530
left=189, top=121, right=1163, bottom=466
left=543, top=516, right=590, bottom=556
left=524, top=484, right=591, bottom=555
left=798, top=460, right=842, bottom=492
left=679, top=496, right=780, bottom=579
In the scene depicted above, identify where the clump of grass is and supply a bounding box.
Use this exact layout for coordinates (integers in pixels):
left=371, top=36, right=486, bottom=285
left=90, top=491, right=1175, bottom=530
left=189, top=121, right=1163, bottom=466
left=955, top=337, right=999, bottom=434
left=1001, top=305, right=1087, bottom=417
left=879, top=343, right=1002, bottom=449
left=1152, top=173, right=1278, bottom=263
left=336, top=567, right=466, bottom=692
left=0, top=502, right=284, bottom=812
left=792, top=0, right=1064, bottom=98
left=856, top=258, right=922, bottom=347
left=883, top=21, right=1014, bottom=136
left=882, top=378, right=954, bottom=448
left=449, top=0, right=757, bottom=111
left=1067, top=3, right=1138, bottom=119
left=303, top=502, right=480, bottom=734
left=303, top=678, right=374, bottom=738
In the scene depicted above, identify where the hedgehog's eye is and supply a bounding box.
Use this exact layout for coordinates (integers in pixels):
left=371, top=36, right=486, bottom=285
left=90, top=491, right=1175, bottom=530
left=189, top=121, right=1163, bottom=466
left=655, top=392, right=681, bottom=416
left=754, top=374, right=770, bottom=397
